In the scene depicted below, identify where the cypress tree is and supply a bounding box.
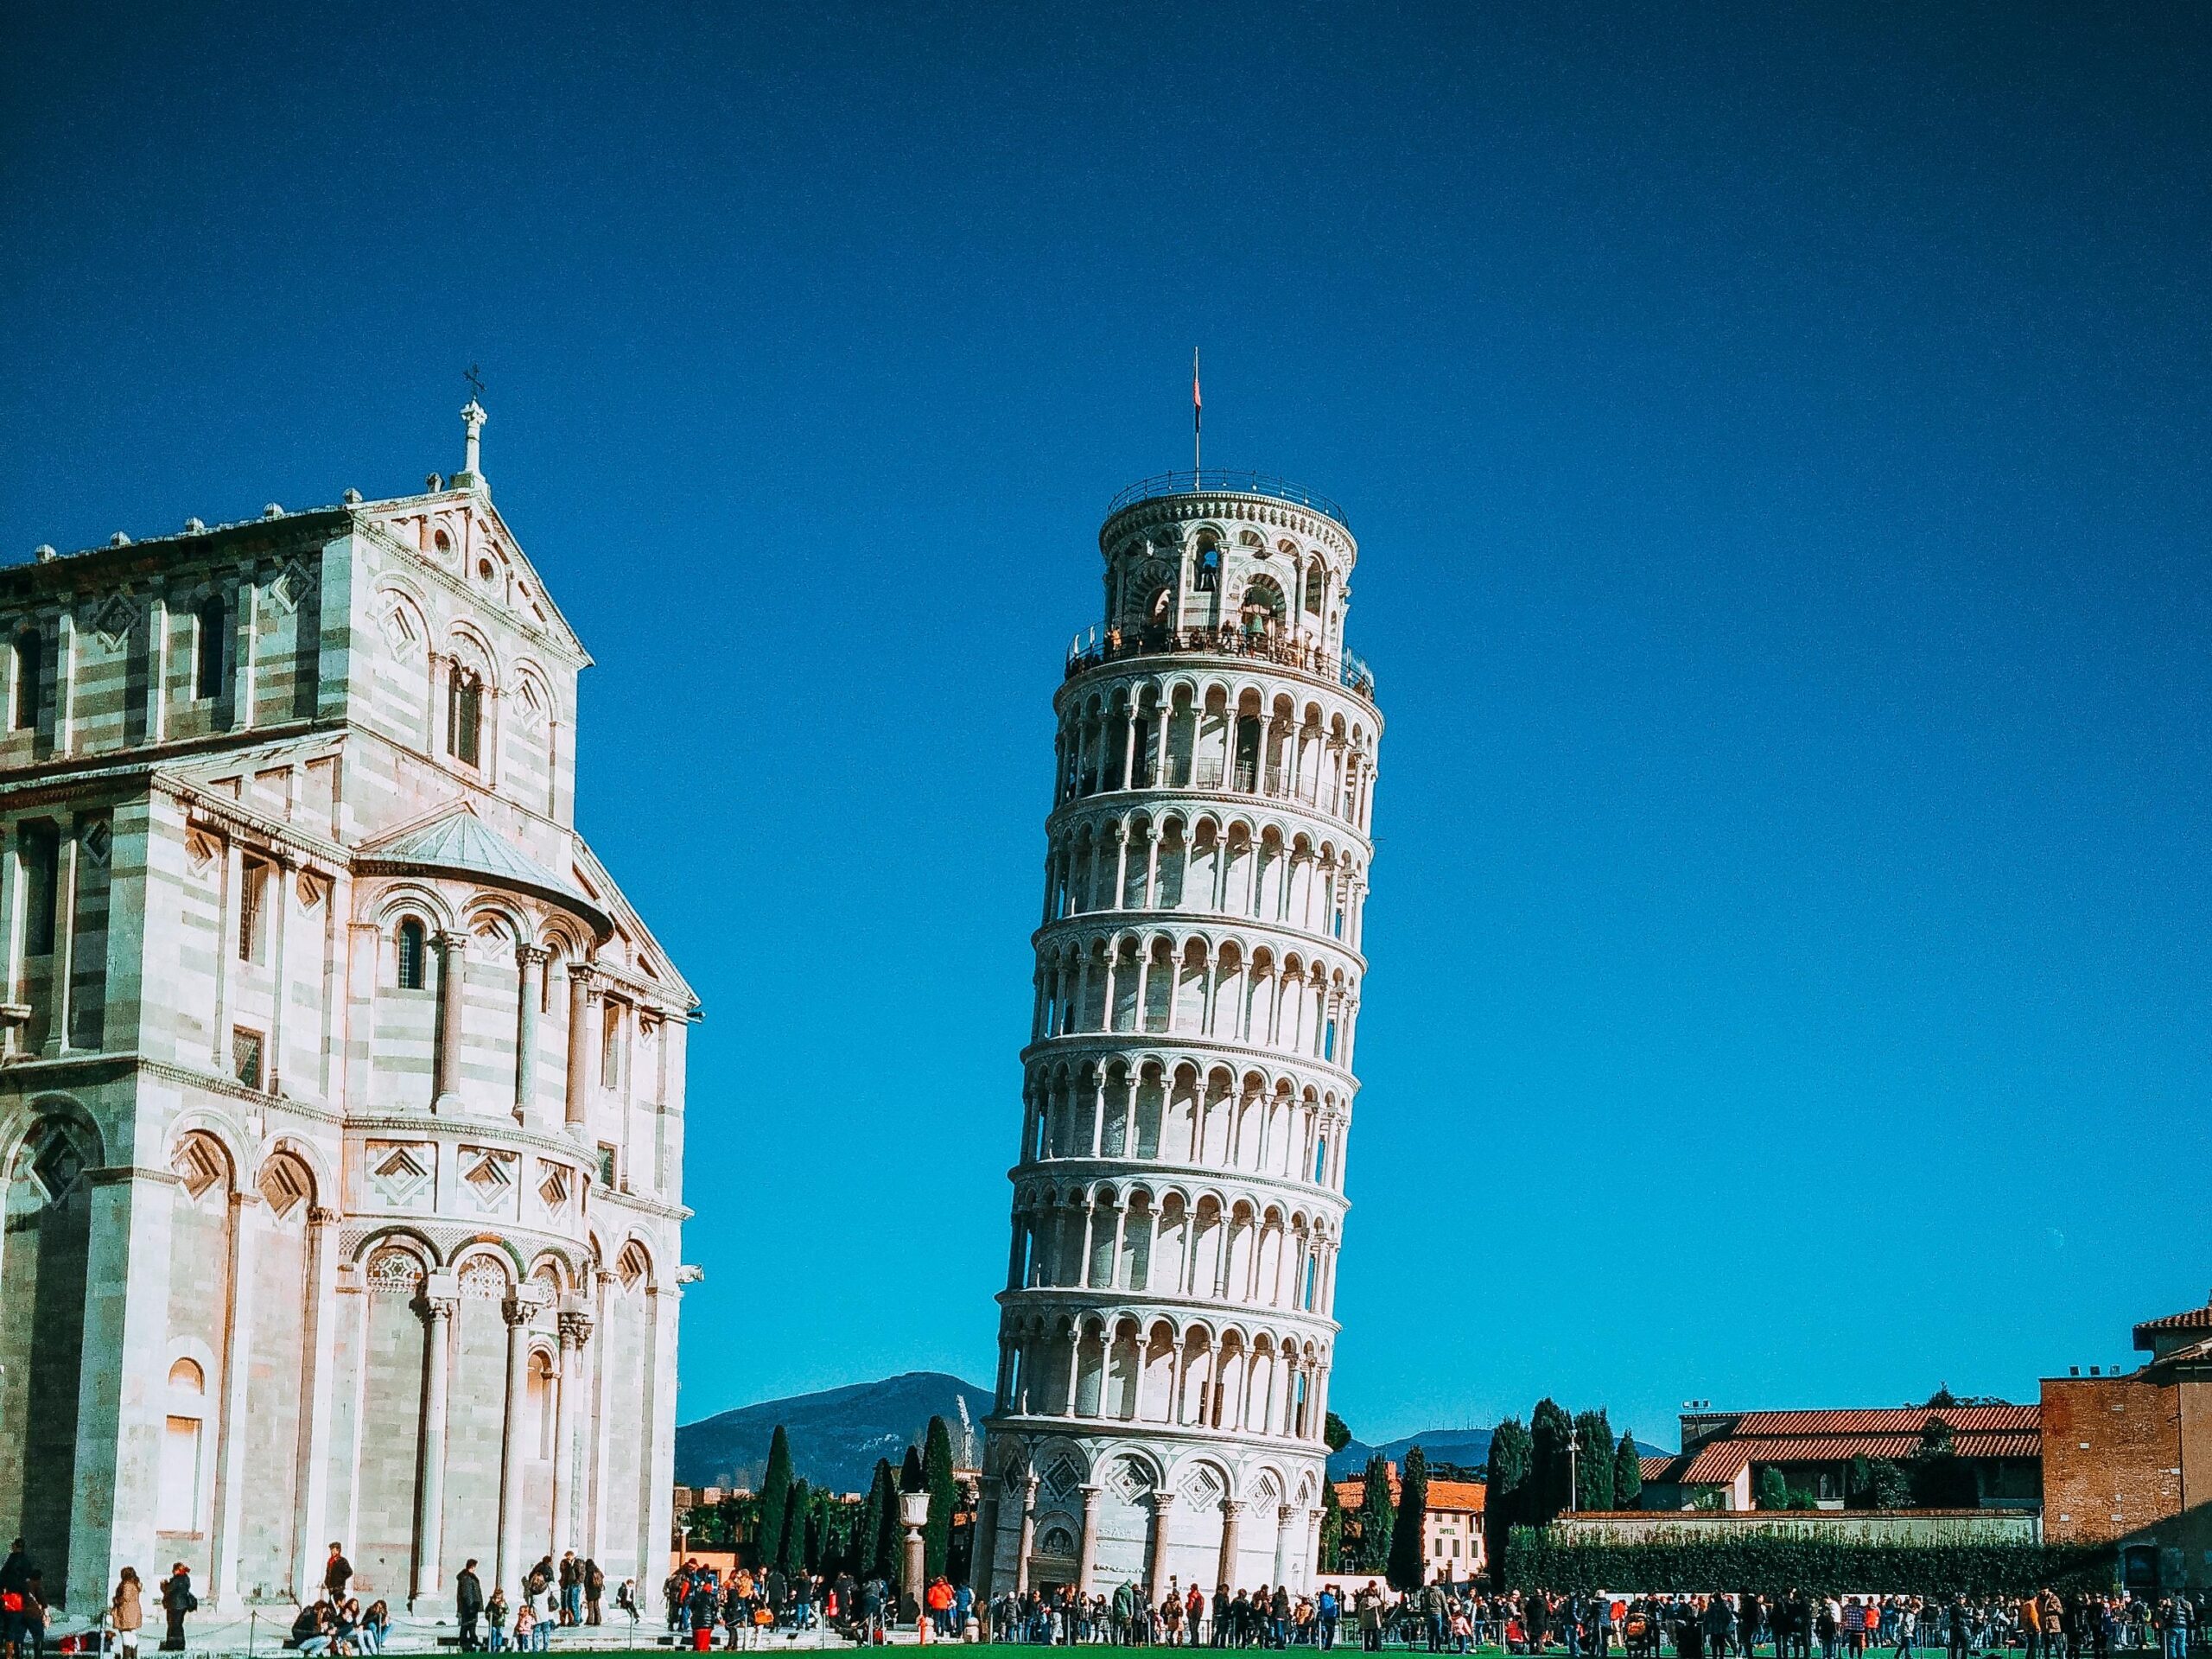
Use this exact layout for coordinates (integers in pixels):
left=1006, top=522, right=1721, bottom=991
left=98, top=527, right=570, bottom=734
left=874, top=1460, right=905, bottom=1581
left=1612, top=1430, right=1643, bottom=1510
left=780, top=1478, right=811, bottom=1573
left=1385, top=1446, right=1430, bottom=1591
left=922, top=1415, right=959, bottom=1582
left=1319, top=1478, right=1346, bottom=1572
left=900, top=1444, right=926, bottom=1491
left=857, top=1460, right=890, bottom=1580
left=1325, top=1412, right=1353, bottom=1454
left=1357, top=1452, right=1395, bottom=1572
left=1573, top=1410, right=1615, bottom=1512
left=1484, top=1417, right=1532, bottom=1586
left=1529, top=1399, right=1575, bottom=1524
left=758, top=1425, right=795, bottom=1573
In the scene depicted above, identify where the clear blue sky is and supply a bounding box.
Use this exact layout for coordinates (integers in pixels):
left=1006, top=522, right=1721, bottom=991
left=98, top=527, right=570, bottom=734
left=5, top=3, right=2209, bottom=1451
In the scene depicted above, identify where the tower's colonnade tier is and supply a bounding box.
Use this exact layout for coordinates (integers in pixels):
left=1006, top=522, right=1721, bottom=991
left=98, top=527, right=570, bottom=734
left=979, top=477, right=1380, bottom=1603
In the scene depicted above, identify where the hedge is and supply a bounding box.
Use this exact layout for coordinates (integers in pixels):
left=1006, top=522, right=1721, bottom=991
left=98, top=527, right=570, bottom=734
left=1500, top=1527, right=2117, bottom=1598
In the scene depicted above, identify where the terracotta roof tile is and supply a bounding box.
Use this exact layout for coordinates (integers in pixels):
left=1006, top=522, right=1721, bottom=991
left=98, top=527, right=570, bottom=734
left=1724, top=1407, right=2039, bottom=1436
left=1678, top=1432, right=2040, bottom=1486
left=2133, top=1304, right=2212, bottom=1345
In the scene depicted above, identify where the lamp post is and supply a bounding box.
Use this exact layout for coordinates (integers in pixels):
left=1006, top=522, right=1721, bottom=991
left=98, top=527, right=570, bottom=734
left=1567, top=1430, right=1579, bottom=1515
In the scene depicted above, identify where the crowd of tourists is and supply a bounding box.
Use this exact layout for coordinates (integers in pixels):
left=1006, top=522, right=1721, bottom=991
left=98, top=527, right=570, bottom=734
left=975, top=1580, right=2210, bottom=1656
left=662, top=1559, right=917, bottom=1645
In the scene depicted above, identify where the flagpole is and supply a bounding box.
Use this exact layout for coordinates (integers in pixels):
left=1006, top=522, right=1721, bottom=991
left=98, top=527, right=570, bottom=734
left=1192, top=347, right=1202, bottom=480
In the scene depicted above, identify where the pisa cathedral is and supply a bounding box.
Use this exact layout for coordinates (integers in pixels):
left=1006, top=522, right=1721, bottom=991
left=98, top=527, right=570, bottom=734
left=978, top=474, right=1377, bottom=1599
left=0, top=406, right=692, bottom=1613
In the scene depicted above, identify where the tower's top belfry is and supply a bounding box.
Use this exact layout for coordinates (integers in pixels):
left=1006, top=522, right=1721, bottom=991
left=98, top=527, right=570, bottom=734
left=976, top=467, right=1381, bottom=1604
left=1076, top=470, right=1373, bottom=708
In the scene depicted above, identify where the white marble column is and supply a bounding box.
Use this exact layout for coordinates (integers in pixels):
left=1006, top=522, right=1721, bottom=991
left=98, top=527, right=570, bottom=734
left=564, top=965, right=597, bottom=1133
left=1014, top=1472, right=1039, bottom=1594
left=1271, top=1503, right=1294, bottom=1586
left=1217, top=1499, right=1243, bottom=1592
left=551, top=1311, right=592, bottom=1557
left=496, top=1295, right=537, bottom=1595
left=266, top=854, right=293, bottom=1092
left=209, top=1191, right=264, bottom=1610
left=514, top=944, right=547, bottom=1122
left=290, top=1206, right=341, bottom=1600
left=1076, top=1484, right=1104, bottom=1595
left=435, top=930, right=468, bottom=1109
left=588, top=1270, right=615, bottom=1560
left=411, top=1279, right=461, bottom=1606
left=1147, top=1491, right=1177, bottom=1596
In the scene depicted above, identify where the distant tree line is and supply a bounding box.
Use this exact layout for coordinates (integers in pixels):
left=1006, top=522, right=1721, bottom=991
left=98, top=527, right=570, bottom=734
left=676, top=1414, right=976, bottom=1584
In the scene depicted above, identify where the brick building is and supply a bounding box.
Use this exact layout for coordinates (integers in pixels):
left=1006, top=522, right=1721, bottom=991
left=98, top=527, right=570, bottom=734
left=2041, top=1294, right=2212, bottom=1591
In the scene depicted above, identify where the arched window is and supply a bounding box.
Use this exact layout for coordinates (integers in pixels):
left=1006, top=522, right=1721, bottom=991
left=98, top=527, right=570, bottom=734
left=194, top=597, right=226, bottom=700
left=1193, top=537, right=1221, bottom=594
left=11, top=629, right=40, bottom=731
left=1303, top=564, right=1325, bottom=615
left=396, top=919, right=429, bottom=991
left=159, top=1357, right=207, bottom=1534
left=447, top=665, right=482, bottom=766
left=1313, top=1134, right=1328, bottom=1184
left=1239, top=580, right=1286, bottom=639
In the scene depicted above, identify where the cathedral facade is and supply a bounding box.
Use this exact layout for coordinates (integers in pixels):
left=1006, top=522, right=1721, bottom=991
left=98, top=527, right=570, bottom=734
left=978, top=474, right=1378, bottom=1600
left=0, top=407, right=693, bottom=1613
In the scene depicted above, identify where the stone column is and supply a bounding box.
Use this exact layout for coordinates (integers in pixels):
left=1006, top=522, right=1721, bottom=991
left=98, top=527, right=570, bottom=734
left=588, top=1269, right=616, bottom=1560
left=496, top=1294, right=537, bottom=1595
left=290, top=1206, right=342, bottom=1601
left=266, top=855, right=293, bottom=1093
left=552, top=1310, right=592, bottom=1556
left=44, top=823, right=79, bottom=1056
left=338, top=1266, right=372, bottom=1558
left=1076, top=1484, right=1104, bottom=1596
left=1147, top=1490, right=1177, bottom=1598
left=1271, top=1503, right=1294, bottom=1587
left=412, top=1278, right=461, bottom=1606
left=513, top=944, right=547, bottom=1122
left=564, top=964, right=597, bottom=1131
left=211, top=836, right=239, bottom=1068
left=435, top=929, right=469, bottom=1108
left=1014, top=1472, right=1039, bottom=1594
left=71, top=1163, right=177, bottom=1613
left=1302, top=1508, right=1323, bottom=1593
left=973, top=1486, right=1001, bottom=1604
left=1216, top=1499, right=1243, bottom=1593
left=209, top=1191, right=264, bottom=1610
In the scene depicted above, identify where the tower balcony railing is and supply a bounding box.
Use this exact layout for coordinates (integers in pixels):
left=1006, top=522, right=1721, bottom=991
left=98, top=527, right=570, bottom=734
left=1105, top=469, right=1350, bottom=531
left=1066, top=623, right=1376, bottom=701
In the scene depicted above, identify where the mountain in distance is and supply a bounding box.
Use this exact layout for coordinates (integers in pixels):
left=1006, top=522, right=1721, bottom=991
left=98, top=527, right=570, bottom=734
left=1328, top=1427, right=1500, bottom=1479
left=1328, top=1427, right=1669, bottom=1480
left=677, top=1371, right=993, bottom=1497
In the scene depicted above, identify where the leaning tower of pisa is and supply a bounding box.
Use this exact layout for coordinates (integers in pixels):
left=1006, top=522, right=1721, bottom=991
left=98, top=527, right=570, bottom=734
left=976, top=472, right=1379, bottom=1606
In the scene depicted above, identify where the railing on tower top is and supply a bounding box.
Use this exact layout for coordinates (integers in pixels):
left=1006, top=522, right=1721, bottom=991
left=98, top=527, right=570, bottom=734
left=1105, top=469, right=1350, bottom=530
left=1066, top=622, right=1376, bottom=701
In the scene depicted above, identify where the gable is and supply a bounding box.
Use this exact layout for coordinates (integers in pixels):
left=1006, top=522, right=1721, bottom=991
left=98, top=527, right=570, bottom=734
left=355, top=489, right=589, bottom=666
